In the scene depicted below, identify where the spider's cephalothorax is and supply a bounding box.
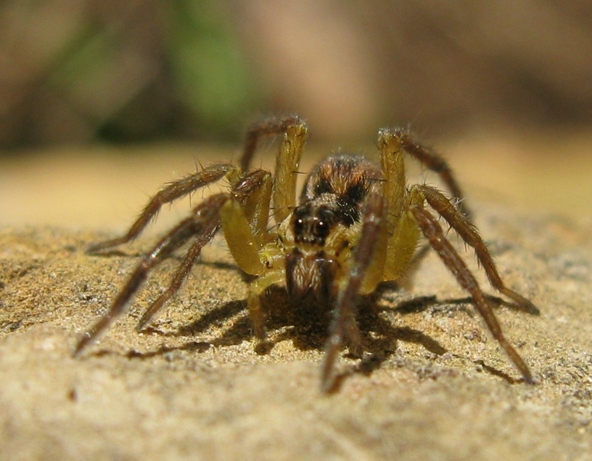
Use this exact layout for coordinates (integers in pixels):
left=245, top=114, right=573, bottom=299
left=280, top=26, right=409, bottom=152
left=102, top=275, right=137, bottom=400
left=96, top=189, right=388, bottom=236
left=75, top=115, right=538, bottom=392
left=284, top=154, right=383, bottom=303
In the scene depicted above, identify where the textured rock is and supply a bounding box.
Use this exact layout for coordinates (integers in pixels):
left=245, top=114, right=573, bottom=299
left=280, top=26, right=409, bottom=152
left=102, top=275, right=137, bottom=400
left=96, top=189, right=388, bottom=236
left=1, top=203, right=591, bottom=460
left=1, top=137, right=591, bottom=460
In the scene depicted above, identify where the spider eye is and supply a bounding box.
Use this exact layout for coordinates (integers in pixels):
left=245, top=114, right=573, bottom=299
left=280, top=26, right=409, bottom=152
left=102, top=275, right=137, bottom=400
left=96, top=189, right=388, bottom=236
left=313, top=209, right=336, bottom=242
left=315, top=219, right=328, bottom=235
left=292, top=205, right=335, bottom=246
left=294, top=217, right=304, bottom=232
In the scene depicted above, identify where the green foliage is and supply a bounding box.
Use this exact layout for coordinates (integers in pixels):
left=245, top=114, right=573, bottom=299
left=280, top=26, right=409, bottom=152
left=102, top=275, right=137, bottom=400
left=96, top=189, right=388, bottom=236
left=2, top=1, right=262, bottom=146
left=165, top=1, right=261, bottom=139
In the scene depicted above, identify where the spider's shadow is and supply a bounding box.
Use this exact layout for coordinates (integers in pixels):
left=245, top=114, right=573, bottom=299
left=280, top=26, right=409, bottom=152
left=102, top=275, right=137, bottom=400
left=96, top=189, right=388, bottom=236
left=130, top=284, right=534, bottom=388
left=173, top=287, right=448, bottom=356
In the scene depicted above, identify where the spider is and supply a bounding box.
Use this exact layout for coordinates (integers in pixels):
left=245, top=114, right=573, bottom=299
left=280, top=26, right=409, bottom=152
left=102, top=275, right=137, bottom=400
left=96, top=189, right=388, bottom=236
left=74, top=115, right=538, bottom=391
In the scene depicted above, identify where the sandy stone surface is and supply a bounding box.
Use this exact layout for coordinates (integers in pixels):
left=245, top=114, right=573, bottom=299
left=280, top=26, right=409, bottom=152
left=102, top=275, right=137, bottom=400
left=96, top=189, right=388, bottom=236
left=1, top=139, right=592, bottom=460
left=1, top=206, right=591, bottom=461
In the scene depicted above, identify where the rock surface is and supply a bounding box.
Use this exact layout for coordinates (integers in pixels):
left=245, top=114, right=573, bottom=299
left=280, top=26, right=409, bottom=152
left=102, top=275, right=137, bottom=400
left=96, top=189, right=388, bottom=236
left=1, top=137, right=592, bottom=460
left=1, top=202, right=591, bottom=460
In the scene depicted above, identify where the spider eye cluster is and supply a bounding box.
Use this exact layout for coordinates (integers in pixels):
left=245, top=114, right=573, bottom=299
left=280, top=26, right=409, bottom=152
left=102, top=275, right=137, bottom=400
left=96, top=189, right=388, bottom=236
left=292, top=205, right=336, bottom=246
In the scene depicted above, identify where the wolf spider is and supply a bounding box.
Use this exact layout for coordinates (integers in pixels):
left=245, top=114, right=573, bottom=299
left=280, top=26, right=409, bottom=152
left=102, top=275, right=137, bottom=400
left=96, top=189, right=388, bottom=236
left=74, top=115, right=537, bottom=391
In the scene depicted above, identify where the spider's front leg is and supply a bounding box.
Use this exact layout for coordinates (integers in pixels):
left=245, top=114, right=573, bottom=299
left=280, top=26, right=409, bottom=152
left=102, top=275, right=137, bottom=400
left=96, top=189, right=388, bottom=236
left=408, top=186, right=535, bottom=383
left=223, top=116, right=308, bottom=342
left=240, top=115, right=305, bottom=173
left=219, top=172, right=286, bottom=342
left=321, top=190, right=388, bottom=392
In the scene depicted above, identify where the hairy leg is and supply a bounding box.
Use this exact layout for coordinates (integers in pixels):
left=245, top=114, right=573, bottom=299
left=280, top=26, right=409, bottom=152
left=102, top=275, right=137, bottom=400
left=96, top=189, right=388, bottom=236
left=377, top=128, right=422, bottom=282
left=419, top=185, right=538, bottom=314
left=220, top=170, right=274, bottom=276
left=138, top=165, right=270, bottom=330
left=384, top=128, right=471, bottom=218
left=240, top=115, right=305, bottom=172
left=272, top=118, right=308, bottom=223
left=132, top=169, right=274, bottom=331
left=247, top=271, right=286, bottom=341
left=136, top=228, right=218, bottom=332
left=87, top=164, right=234, bottom=253
left=74, top=194, right=228, bottom=356
left=322, top=191, right=386, bottom=392
left=409, top=195, right=533, bottom=383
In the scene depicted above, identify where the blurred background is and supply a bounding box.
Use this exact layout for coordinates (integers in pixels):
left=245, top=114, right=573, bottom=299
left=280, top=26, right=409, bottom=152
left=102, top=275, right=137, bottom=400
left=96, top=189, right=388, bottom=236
left=1, top=0, right=591, bottom=226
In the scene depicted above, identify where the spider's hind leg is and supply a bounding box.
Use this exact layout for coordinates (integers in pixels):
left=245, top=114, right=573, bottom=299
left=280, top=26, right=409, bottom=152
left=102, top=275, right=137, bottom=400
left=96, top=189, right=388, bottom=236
left=408, top=186, right=534, bottom=383
left=418, top=185, right=538, bottom=315
left=139, top=169, right=273, bottom=332
left=135, top=229, right=217, bottom=332
left=74, top=193, right=228, bottom=356
left=382, top=128, right=472, bottom=219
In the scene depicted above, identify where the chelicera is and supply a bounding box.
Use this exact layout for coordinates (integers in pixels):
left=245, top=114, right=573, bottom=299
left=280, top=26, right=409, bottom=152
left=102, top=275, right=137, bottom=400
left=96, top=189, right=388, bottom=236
left=74, top=116, right=538, bottom=391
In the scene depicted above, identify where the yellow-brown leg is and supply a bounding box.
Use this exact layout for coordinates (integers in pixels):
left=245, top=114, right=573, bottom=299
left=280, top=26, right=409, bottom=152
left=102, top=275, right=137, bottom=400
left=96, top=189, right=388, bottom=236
left=378, top=128, right=422, bottom=282
left=87, top=163, right=235, bottom=253
left=240, top=171, right=273, bottom=245
left=240, top=115, right=305, bottom=171
left=408, top=187, right=533, bottom=383
left=247, top=271, right=286, bottom=340
left=220, top=198, right=266, bottom=277
left=140, top=168, right=275, bottom=330
left=419, top=185, right=538, bottom=314
left=322, top=191, right=386, bottom=392
left=237, top=115, right=308, bottom=225
left=391, top=128, right=471, bottom=218
left=272, top=118, right=308, bottom=223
